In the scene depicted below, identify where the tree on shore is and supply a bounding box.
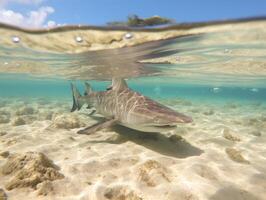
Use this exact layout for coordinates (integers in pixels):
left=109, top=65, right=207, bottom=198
left=107, top=15, right=175, bottom=27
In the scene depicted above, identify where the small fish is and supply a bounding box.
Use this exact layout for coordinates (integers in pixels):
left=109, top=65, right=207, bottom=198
left=71, top=78, right=192, bottom=134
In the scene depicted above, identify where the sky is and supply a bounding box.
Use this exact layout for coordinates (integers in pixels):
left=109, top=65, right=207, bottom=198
left=0, top=0, right=266, bottom=28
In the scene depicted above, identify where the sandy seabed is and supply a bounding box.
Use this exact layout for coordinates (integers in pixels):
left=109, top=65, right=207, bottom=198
left=0, top=97, right=265, bottom=200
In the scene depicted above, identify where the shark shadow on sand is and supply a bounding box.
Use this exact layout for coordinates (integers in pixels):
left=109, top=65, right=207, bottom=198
left=86, top=123, right=203, bottom=159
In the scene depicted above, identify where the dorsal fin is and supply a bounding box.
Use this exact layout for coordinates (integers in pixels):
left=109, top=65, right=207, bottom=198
left=84, top=82, right=92, bottom=96
left=111, top=78, right=128, bottom=91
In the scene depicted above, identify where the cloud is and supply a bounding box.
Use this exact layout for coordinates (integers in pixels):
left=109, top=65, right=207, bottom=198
left=0, top=6, right=56, bottom=28
left=0, top=0, right=59, bottom=28
left=0, top=0, right=44, bottom=7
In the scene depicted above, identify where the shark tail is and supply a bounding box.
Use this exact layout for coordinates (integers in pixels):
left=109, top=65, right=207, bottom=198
left=71, top=83, right=84, bottom=112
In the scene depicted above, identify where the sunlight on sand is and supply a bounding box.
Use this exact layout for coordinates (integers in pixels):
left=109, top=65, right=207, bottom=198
left=0, top=97, right=265, bottom=200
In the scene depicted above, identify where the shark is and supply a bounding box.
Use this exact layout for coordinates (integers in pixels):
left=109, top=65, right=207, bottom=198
left=70, top=78, right=192, bottom=134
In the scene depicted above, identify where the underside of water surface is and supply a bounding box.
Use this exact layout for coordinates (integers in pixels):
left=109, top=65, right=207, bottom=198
left=0, top=19, right=266, bottom=200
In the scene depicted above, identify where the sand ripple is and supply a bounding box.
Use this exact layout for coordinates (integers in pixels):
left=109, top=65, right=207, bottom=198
left=0, top=98, right=265, bottom=199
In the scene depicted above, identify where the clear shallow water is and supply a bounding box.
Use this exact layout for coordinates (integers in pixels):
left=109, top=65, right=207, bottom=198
left=0, top=21, right=266, bottom=200
left=0, top=74, right=265, bottom=104
left=0, top=21, right=266, bottom=133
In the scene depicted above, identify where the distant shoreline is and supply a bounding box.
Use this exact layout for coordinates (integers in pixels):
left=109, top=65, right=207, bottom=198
left=0, top=16, right=266, bottom=34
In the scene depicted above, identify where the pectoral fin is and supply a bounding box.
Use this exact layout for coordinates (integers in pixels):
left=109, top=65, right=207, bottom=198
left=87, top=109, right=96, bottom=116
left=77, top=118, right=117, bottom=135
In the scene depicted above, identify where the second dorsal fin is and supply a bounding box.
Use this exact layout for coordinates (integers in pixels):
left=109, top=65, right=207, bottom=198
left=84, top=82, right=93, bottom=96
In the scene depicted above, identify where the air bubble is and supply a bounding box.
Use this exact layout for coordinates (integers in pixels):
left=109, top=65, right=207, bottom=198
left=12, top=36, right=20, bottom=43
left=124, top=32, right=133, bottom=39
left=75, top=36, right=83, bottom=43
left=224, top=49, right=232, bottom=54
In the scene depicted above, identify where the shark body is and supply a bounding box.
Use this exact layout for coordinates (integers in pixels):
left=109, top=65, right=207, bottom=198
left=71, top=78, right=192, bottom=134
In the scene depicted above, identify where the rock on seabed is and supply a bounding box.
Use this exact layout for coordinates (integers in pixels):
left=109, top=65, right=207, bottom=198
left=225, top=148, right=250, bottom=164
left=11, top=117, right=26, bottom=126
left=0, top=188, right=7, bottom=200
left=223, top=128, right=241, bottom=142
left=137, top=160, right=171, bottom=187
left=104, top=186, right=143, bottom=200
left=0, top=152, right=64, bottom=191
left=15, top=106, right=35, bottom=116
left=51, top=114, right=85, bottom=129
left=0, top=115, right=10, bottom=124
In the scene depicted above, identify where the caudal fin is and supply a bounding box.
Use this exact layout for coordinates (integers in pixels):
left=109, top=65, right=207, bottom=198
left=70, top=83, right=84, bottom=112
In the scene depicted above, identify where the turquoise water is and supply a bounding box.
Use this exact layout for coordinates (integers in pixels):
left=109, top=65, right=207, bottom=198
left=0, top=74, right=265, bottom=104
left=1, top=22, right=266, bottom=200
